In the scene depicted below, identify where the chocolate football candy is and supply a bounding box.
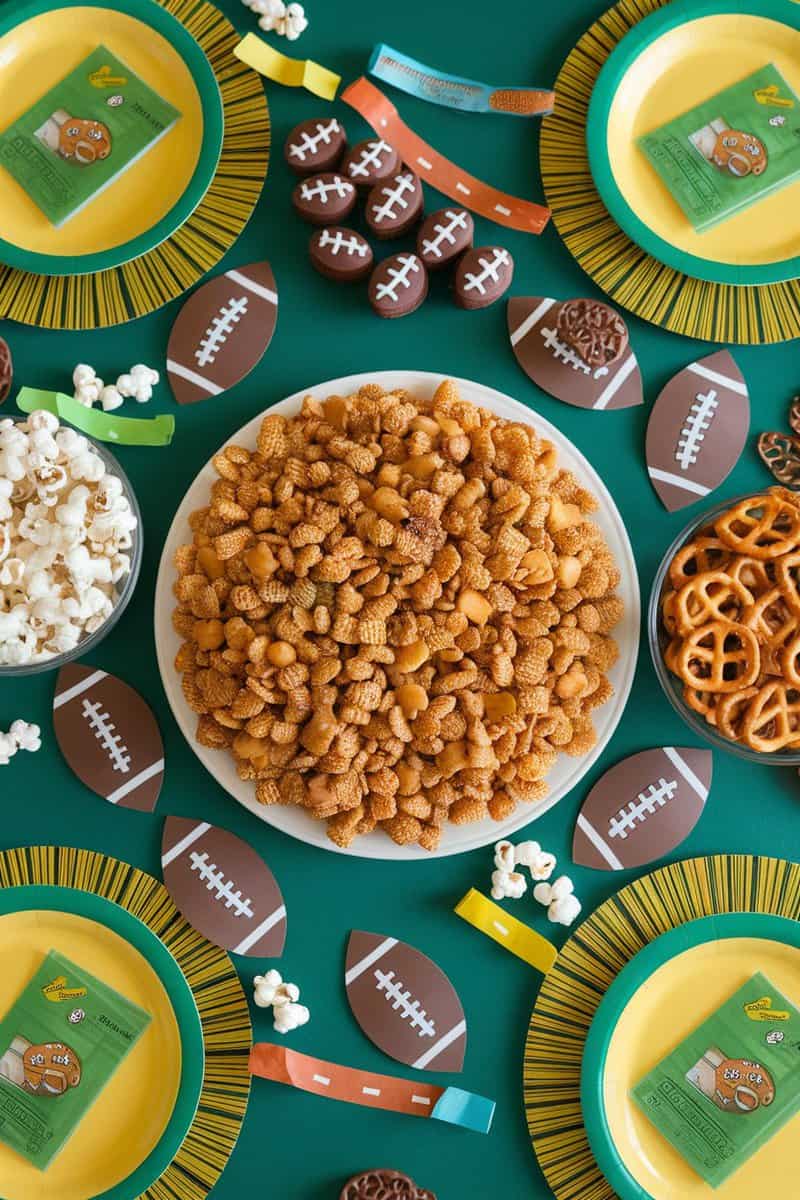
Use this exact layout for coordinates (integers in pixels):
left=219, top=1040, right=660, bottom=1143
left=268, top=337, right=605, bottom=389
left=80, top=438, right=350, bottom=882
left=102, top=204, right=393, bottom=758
left=292, top=173, right=357, bottom=225
left=341, top=137, right=400, bottom=189
left=646, top=350, right=750, bottom=512
left=345, top=931, right=466, bottom=1071
left=417, top=207, right=473, bottom=270
left=309, top=226, right=373, bottom=282
left=53, top=664, right=164, bottom=812
left=453, top=246, right=514, bottom=310
left=166, top=261, right=278, bottom=405
left=283, top=117, right=346, bottom=175
left=161, top=817, right=287, bottom=956
left=573, top=747, right=712, bottom=872
left=368, top=254, right=428, bottom=319
left=508, top=296, right=643, bottom=411
left=0, top=336, right=12, bottom=404
left=365, top=171, right=424, bottom=239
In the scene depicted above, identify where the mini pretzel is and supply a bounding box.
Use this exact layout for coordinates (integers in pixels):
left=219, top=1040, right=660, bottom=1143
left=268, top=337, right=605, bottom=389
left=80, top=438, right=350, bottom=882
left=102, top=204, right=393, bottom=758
left=742, top=587, right=798, bottom=651
left=668, top=537, right=731, bottom=590
left=674, top=571, right=753, bottom=634
left=726, top=555, right=774, bottom=595
left=758, top=431, right=800, bottom=490
left=683, top=685, right=718, bottom=725
left=675, top=620, right=760, bottom=693
left=717, top=687, right=759, bottom=740
left=740, top=681, right=800, bottom=752
left=781, top=631, right=800, bottom=687
left=776, top=550, right=800, bottom=614
left=715, top=493, right=800, bottom=560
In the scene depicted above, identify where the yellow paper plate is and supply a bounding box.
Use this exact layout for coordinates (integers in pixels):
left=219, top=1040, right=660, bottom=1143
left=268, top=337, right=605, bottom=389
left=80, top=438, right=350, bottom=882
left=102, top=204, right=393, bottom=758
left=540, top=0, right=800, bottom=342
left=0, top=0, right=223, bottom=274
left=524, top=856, right=800, bottom=1200
left=588, top=0, right=800, bottom=283
left=0, top=908, right=183, bottom=1200
left=0, top=847, right=252, bottom=1200
left=0, top=0, right=269, bottom=328
left=586, top=915, right=800, bottom=1198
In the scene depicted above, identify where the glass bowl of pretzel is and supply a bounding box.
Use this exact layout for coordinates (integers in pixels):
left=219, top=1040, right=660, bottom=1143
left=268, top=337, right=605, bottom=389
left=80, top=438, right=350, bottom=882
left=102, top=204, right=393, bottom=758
left=649, top=488, right=800, bottom=762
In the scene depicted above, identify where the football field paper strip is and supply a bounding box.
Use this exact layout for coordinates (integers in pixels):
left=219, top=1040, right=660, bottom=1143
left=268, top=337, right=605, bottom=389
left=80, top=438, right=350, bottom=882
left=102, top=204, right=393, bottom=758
left=249, top=1044, right=494, bottom=1132
left=341, top=77, right=550, bottom=234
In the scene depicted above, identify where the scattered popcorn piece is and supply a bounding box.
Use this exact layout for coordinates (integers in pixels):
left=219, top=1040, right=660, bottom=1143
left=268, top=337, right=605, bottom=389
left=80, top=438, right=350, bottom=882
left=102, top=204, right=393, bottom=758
left=253, top=970, right=310, bottom=1034
left=533, top=876, right=582, bottom=927
left=9, top=720, right=41, bottom=752
left=281, top=2, right=308, bottom=39
left=72, top=364, right=104, bottom=408
left=116, top=364, right=159, bottom=404
left=493, top=840, right=516, bottom=873
left=514, top=840, right=557, bottom=881
left=100, top=385, right=124, bottom=413
left=0, top=731, right=17, bottom=765
left=249, top=0, right=285, bottom=30
left=273, top=1001, right=310, bottom=1033
left=491, top=867, right=527, bottom=901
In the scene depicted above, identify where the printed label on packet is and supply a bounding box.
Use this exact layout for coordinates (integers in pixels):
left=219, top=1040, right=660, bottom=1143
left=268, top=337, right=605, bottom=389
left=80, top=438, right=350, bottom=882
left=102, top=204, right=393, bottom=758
left=0, top=950, right=150, bottom=1169
left=633, top=972, right=800, bottom=1187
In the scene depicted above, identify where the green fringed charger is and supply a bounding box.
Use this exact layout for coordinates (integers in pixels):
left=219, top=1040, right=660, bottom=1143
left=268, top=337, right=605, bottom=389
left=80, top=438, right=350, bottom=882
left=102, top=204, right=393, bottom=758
left=0, top=0, right=270, bottom=329
left=541, top=0, right=800, bottom=343
left=524, top=854, right=800, bottom=1199
left=0, top=845, right=251, bottom=1200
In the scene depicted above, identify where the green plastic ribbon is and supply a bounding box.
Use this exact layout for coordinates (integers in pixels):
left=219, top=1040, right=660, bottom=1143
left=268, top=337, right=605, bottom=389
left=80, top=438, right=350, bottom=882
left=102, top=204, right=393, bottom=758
left=16, top=388, right=175, bottom=446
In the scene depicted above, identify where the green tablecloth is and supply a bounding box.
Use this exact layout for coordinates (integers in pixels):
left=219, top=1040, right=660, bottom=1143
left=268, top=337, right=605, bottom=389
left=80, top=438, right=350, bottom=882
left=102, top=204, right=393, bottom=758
left=4, top=0, right=800, bottom=1196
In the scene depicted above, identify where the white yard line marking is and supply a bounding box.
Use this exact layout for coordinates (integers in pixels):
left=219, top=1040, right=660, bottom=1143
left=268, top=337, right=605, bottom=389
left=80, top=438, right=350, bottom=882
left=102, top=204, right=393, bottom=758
left=344, top=937, right=398, bottom=985
left=233, top=905, right=287, bottom=955
left=225, top=269, right=278, bottom=307
left=107, top=759, right=164, bottom=805
left=576, top=813, right=624, bottom=870
left=593, top=354, right=637, bottom=410
left=509, top=297, right=556, bottom=346
left=412, top=1020, right=467, bottom=1070
left=161, top=821, right=210, bottom=867
left=648, top=467, right=711, bottom=497
left=167, top=360, right=223, bottom=396
left=53, top=669, right=107, bottom=708
left=663, top=746, right=708, bottom=802
left=687, top=361, right=746, bottom=395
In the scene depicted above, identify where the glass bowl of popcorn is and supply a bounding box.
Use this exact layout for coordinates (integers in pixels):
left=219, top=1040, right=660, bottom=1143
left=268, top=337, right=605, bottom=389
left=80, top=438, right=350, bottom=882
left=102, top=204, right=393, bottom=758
left=0, top=411, right=142, bottom=675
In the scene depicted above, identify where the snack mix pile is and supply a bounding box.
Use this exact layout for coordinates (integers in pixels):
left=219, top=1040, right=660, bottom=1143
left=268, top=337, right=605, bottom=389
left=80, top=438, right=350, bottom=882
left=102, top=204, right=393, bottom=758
left=661, top=488, right=800, bottom=752
left=172, top=379, right=623, bottom=849
left=0, top=413, right=137, bottom=666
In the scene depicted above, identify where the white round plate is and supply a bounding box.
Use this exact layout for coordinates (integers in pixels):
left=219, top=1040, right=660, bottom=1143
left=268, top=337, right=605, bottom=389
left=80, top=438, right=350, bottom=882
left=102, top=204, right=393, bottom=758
left=155, top=371, right=640, bottom=859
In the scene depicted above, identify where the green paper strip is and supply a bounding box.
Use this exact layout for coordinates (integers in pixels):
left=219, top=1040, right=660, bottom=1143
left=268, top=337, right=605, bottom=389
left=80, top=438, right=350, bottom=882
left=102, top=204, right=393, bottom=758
left=16, top=388, right=175, bottom=446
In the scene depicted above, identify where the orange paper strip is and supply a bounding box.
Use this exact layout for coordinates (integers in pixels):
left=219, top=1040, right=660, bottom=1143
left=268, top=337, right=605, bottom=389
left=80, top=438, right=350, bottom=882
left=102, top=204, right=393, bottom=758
left=249, top=1044, right=494, bottom=1133
left=341, top=77, right=550, bottom=235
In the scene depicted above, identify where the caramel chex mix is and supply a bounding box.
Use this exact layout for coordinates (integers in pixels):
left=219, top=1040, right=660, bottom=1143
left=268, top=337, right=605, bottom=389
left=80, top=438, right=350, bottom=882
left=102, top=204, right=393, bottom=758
left=172, top=380, right=623, bottom=849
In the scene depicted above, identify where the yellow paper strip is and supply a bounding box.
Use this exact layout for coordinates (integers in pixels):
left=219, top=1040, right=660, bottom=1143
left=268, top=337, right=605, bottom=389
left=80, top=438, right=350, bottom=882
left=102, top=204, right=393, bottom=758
left=234, top=34, right=340, bottom=101
left=455, top=889, right=557, bottom=974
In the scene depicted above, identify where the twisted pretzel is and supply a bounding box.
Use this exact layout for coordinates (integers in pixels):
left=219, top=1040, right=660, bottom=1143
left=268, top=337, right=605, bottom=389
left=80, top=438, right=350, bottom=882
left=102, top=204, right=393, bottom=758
left=667, top=537, right=731, bottom=590
left=740, top=681, right=800, bottom=752
left=675, top=620, right=760, bottom=693
left=556, top=299, right=628, bottom=369
left=715, top=493, right=800, bottom=560
left=673, top=571, right=753, bottom=634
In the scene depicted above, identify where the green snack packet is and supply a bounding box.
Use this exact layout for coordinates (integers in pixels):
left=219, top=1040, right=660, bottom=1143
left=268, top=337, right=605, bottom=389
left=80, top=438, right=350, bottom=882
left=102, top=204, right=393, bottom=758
left=632, top=971, right=800, bottom=1187
left=0, top=45, right=180, bottom=227
left=0, top=949, right=151, bottom=1170
left=637, top=64, right=800, bottom=231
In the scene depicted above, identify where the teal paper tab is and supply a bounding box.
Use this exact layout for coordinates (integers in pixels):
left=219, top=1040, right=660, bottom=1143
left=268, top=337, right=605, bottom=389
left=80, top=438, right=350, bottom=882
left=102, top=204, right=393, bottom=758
left=432, top=1085, right=495, bottom=1133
